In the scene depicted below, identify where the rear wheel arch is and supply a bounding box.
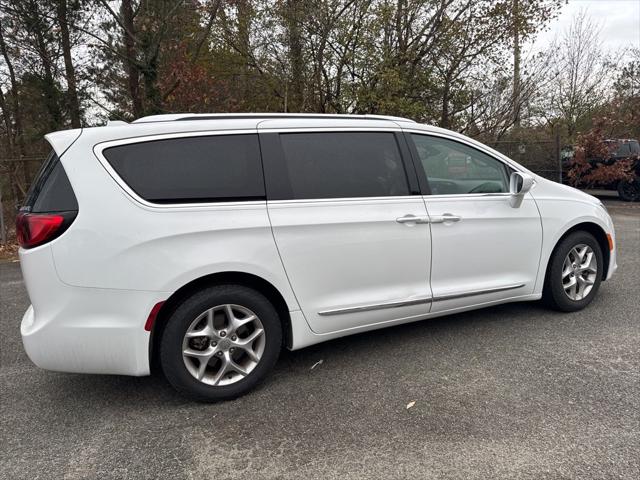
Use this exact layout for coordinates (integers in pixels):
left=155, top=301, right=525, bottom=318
left=149, top=272, right=292, bottom=372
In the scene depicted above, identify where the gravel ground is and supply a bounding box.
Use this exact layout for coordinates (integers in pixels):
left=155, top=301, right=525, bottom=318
left=1, top=196, right=638, bottom=479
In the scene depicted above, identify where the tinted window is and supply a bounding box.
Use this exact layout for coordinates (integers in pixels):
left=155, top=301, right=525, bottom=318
left=411, top=134, right=508, bottom=195
left=615, top=143, right=631, bottom=157
left=103, top=134, right=264, bottom=203
left=23, top=151, right=78, bottom=213
left=277, top=132, right=409, bottom=199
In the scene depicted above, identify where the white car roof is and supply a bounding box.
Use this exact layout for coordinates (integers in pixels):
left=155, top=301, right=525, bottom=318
left=45, top=113, right=533, bottom=176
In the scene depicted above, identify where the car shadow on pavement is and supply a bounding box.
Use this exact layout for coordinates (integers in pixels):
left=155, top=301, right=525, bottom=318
left=37, top=299, right=558, bottom=407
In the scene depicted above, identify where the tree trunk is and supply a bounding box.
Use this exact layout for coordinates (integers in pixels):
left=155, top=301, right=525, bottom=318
left=286, top=0, right=304, bottom=112
left=57, top=0, right=81, bottom=128
left=121, top=0, right=143, bottom=118
left=141, top=57, right=164, bottom=115
left=28, top=0, right=63, bottom=131
left=236, top=0, right=252, bottom=105
left=440, top=72, right=452, bottom=129
left=512, top=0, right=521, bottom=129
left=0, top=22, right=28, bottom=199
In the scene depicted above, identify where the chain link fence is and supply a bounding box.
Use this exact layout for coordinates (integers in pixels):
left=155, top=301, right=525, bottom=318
left=488, top=137, right=563, bottom=183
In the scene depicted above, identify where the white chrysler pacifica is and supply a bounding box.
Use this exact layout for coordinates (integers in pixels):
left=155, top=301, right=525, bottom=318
left=18, top=114, right=617, bottom=401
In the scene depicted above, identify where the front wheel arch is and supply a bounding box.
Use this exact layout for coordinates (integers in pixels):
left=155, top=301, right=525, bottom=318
left=544, top=222, right=610, bottom=286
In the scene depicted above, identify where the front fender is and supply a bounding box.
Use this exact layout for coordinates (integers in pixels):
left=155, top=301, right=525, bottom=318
left=531, top=181, right=616, bottom=293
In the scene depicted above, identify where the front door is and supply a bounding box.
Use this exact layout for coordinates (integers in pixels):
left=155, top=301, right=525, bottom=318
left=260, top=129, right=433, bottom=335
left=407, top=132, right=543, bottom=313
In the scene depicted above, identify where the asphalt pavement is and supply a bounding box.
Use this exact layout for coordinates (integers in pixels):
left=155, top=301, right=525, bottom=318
left=1, top=196, right=638, bottom=479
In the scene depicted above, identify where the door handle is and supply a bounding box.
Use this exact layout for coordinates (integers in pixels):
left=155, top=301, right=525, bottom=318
left=430, top=213, right=462, bottom=224
left=396, top=214, right=430, bottom=224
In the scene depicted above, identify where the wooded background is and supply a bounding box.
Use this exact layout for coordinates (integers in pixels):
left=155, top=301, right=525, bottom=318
left=1, top=0, right=639, bottom=242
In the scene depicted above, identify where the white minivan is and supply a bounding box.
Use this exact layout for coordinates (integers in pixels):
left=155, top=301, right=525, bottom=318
left=18, top=114, right=617, bottom=401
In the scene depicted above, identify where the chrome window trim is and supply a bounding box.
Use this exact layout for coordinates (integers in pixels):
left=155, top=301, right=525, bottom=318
left=267, top=195, right=426, bottom=207
left=420, top=192, right=513, bottom=201
left=318, top=283, right=526, bottom=316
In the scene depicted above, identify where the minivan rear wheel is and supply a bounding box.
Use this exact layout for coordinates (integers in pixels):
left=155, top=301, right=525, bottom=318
left=160, top=285, right=282, bottom=401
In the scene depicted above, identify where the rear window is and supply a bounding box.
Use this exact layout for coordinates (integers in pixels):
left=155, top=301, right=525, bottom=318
left=276, top=132, right=409, bottom=200
left=102, top=134, right=264, bottom=203
left=23, top=151, right=78, bottom=213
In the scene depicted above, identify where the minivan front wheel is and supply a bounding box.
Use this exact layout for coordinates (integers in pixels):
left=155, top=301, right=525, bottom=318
left=543, top=231, right=603, bottom=312
left=160, top=285, right=282, bottom=401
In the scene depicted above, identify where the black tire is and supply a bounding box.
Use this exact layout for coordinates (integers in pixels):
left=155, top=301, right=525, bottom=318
left=542, top=231, right=603, bottom=312
left=617, top=179, right=640, bottom=202
left=160, top=285, right=282, bottom=402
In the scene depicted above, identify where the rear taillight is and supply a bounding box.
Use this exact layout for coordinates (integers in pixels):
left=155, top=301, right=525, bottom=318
left=16, top=212, right=75, bottom=249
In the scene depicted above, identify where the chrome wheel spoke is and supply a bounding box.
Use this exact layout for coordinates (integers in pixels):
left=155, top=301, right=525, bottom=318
left=228, top=356, right=249, bottom=376
left=235, top=327, right=264, bottom=346
left=185, top=325, right=215, bottom=339
left=230, top=315, right=256, bottom=333
left=185, top=310, right=216, bottom=339
left=210, top=356, right=230, bottom=386
left=564, top=276, right=577, bottom=291
left=239, top=344, right=260, bottom=362
left=562, top=262, right=573, bottom=280
left=581, top=251, right=593, bottom=268
left=183, top=347, right=215, bottom=380
left=183, top=347, right=214, bottom=360
left=576, top=246, right=587, bottom=262
left=576, top=276, right=586, bottom=298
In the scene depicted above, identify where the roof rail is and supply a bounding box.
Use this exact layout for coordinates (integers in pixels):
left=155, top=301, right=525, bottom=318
left=131, top=113, right=416, bottom=124
left=106, top=120, right=128, bottom=127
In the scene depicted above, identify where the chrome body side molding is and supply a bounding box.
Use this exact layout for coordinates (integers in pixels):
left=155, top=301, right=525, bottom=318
left=432, top=283, right=525, bottom=302
left=318, top=283, right=525, bottom=316
left=318, top=297, right=432, bottom=316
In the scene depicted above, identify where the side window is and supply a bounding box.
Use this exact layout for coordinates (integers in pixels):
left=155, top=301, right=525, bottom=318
left=103, top=134, right=264, bottom=203
left=410, top=134, right=509, bottom=195
left=276, top=132, right=410, bottom=200
left=23, top=150, right=78, bottom=213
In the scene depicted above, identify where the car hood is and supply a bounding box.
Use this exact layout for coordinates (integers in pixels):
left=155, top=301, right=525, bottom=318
left=531, top=175, right=601, bottom=206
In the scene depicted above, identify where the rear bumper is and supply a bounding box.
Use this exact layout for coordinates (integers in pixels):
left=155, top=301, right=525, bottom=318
left=21, top=295, right=155, bottom=376
left=19, top=245, right=167, bottom=376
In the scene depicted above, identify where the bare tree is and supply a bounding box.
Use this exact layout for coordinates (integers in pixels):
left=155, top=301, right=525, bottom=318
left=545, top=10, right=614, bottom=138
left=56, top=0, right=81, bottom=128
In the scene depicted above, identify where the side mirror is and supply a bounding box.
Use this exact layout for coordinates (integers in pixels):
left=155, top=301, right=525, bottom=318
left=509, top=172, right=534, bottom=208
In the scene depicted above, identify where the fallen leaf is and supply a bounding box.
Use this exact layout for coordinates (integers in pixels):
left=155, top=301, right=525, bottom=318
left=310, top=359, right=323, bottom=370
left=406, top=400, right=416, bottom=410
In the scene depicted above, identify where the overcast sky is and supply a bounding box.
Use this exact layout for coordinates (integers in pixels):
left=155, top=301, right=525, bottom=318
left=532, top=0, right=640, bottom=51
